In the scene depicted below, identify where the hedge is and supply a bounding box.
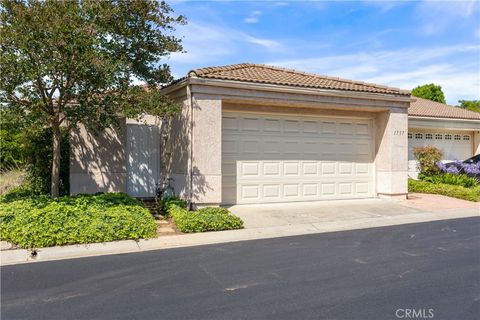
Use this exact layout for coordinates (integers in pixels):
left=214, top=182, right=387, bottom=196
left=0, top=193, right=157, bottom=249
left=408, top=179, right=480, bottom=202
left=165, top=200, right=244, bottom=233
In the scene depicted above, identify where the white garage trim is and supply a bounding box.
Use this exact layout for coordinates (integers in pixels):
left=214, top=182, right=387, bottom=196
left=222, top=111, right=375, bottom=204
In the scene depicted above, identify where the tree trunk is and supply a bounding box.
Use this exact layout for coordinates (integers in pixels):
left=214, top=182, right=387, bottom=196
left=51, top=120, right=61, bottom=198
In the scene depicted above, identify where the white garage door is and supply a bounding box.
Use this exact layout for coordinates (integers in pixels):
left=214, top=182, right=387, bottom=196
left=222, top=112, right=374, bottom=204
left=408, top=131, right=473, bottom=177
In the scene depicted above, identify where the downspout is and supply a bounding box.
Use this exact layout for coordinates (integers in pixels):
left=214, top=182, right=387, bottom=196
left=187, top=81, right=194, bottom=210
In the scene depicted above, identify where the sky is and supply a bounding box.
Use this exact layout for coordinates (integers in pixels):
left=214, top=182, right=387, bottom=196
left=165, top=0, right=480, bottom=105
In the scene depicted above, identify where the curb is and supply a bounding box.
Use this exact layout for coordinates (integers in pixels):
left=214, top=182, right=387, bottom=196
left=1, top=209, right=478, bottom=266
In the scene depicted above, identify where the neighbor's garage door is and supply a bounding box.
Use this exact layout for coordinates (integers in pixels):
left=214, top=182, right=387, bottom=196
left=222, top=112, right=374, bottom=204
left=408, top=131, right=473, bottom=176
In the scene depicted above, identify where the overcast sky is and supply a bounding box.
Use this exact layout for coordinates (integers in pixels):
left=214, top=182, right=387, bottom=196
left=166, top=0, right=480, bottom=105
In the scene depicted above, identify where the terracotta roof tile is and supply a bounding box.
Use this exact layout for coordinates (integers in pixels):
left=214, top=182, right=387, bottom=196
left=189, top=63, right=410, bottom=96
left=409, top=97, right=480, bottom=120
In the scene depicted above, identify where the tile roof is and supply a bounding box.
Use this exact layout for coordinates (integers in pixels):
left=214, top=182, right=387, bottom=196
left=189, top=63, right=410, bottom=96
left=409, top=97, right=480, bottom=120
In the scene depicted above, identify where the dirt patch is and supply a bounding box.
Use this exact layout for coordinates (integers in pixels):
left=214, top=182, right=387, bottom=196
left=156, top=218, right=182, bottom=236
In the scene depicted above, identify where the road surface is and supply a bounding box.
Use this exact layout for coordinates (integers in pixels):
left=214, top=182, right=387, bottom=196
left=2, top=217, right=479, bottom=320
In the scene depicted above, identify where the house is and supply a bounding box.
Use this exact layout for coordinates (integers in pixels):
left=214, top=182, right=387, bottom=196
left=407, top=97, right=480, bottom=178
left=70, top=63, right=480, bottom=206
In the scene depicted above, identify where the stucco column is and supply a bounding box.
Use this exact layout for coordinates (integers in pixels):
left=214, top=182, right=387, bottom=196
left=191, top=96, right=222, bottom=205
left=474, top=131, right=480, bottom=155
left=374, top=108, right=408, bottom=199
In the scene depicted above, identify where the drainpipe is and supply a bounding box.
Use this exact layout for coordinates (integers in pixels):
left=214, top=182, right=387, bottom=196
left=187, top=81, right=194, bottom=210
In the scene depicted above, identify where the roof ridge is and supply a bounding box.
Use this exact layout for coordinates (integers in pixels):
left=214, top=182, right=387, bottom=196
left=254, top=63, right=407, bottom=93
left=413, top=96, right=456, bottom=108
left=189, top=63, right=253, bottom=76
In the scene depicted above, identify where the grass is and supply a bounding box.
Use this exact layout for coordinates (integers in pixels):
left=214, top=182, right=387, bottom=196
left=408, top=178, right=480, bottom=202
left=0, top=169, right=25, bottom=195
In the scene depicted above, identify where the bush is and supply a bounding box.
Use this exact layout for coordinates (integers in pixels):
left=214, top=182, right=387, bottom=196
left=159, top=196, right=187, bottom=214
left=421, top=173, right=478, bottom=188
left=0, top=106, right=70, bottom=195
left=0, top=107, right=26, bottom=171
left=413, top=146, right=443, bottom=176
left=24, top=128, right=70, bottom=196
left=0, top=193, right=157, bottom=249
left=167, top=203, right=244, bottom=233
left=408, top=179, right=480, bottom=202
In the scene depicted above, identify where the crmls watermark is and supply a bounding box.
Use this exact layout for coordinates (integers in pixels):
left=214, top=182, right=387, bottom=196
left=395, top=308, right=434, bottom=319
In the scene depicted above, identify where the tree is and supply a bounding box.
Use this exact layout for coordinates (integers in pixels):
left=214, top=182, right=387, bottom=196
left=457, top=100, right=480, bottom=113
left=411, top=84, right=446, bottom=104
left=0, top=0, right=186, bottom=197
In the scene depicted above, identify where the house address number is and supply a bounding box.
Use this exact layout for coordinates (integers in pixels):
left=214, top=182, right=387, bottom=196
left=394, top=130, right=405, bottom=136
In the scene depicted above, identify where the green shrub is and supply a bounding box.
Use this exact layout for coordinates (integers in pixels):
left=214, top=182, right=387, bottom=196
left=160, top=196, right=188, bottom=214
left=413, top=145, right=443, bottom=176
left=421, top=173, right=478, bottom=188
left=0, top=193, right=157, bottom=248
left=0, top=107, right=26, bottom=171
left=23, top=128, right=70, bottom=196
left=408, top=179, right=480, bottom=202
left=167, top=204, right=244, bottom=233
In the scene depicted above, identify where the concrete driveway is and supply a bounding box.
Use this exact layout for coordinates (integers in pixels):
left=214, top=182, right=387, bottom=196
left=228, top=194, right=479, bottom=229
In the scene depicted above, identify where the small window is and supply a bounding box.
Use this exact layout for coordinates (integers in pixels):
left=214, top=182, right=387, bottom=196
left=445, top=134, right=452, bottom=140
left=408, top=133, right=413, bottom=139
left=435, top=134, right=443, bottom=140
left=463, top=135, right=470, bottom=141
left=425, top=133, right=433, bottom=140
left=454, top=134, right=461, bottom=140
left=415, top=133, right=423, bottom=139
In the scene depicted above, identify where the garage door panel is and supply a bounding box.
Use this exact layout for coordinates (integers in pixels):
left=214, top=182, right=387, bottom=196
left=320, top=162, right=337, bottom=175
left=356, top=123, right=370, bottom=135
left=263, top=162, right=281, bottom=176
left=321, top=183, right=336, bottom=196
left=263, top=184, right=281, bottom=198
left=284, top=120, right=300, bottom=133
left=303, top=121, right=318, bottom=134
left=303, top=183, right=318, bottom=196
left=223, top=112, right=374, bottom=204
left=283, top=184, right=300, bottom=197
left=339, top=163, right=353, bottom=175
left=240, top=185, right=260, bottom=199
left=283, top=162, right=300, bottom=176
left=355, top=182, right=370, bottom=194
left=321, top=121, right=337, bottom=135
left=303, top=162, right=318, bottom=175
left=339, top=183, right=353, bottom=195
left=355, top=163, right=370, bottom=175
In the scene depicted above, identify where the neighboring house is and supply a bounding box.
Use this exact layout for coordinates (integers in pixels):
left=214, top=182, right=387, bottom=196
left=407, top=97, right=480, bottom=178
left=70, top=63, right=480, bottom=207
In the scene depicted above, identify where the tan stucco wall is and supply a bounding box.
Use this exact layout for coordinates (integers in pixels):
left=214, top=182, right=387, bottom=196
left=70, top=116, right=162, bottom=196
left=375, top=108, right=409, bottom=198
left=162, top=94, right=191, bottom=199
left=70, top=120, right=127, bottom=195
left=474, top=131, right=480, bottom=155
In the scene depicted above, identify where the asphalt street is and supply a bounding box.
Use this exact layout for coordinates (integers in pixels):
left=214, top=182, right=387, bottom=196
left=2, top=217, right=479, bottom=320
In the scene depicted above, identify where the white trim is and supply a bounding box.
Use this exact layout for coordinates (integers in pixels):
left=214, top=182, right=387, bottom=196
left=408, top=116, right=480, bottom=123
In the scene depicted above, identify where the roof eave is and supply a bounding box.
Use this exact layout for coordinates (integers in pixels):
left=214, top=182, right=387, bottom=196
left=408, top=115, right=480, bottom=122
left=182, top=77, right=411, bottom=103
